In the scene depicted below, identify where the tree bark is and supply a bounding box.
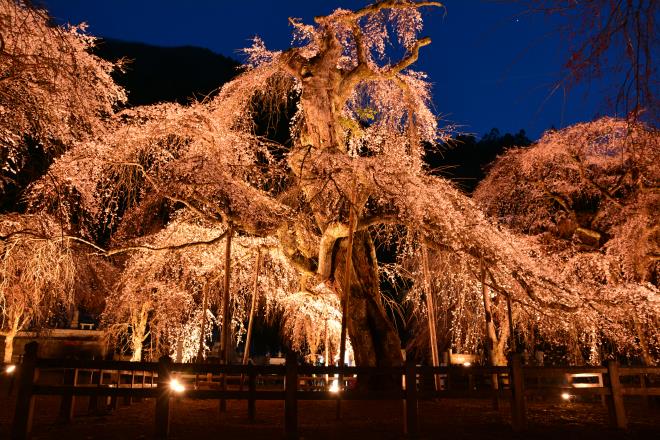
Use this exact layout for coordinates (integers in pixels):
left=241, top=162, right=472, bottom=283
left=286, top=28, right=405, bottom=382
left=333, top=231, right=402, bottom=388
left=3, top=332, right=15, bottom=363
left=130, top=303, right=150, bottom=361
left=131, top=336, right=143, bottom=362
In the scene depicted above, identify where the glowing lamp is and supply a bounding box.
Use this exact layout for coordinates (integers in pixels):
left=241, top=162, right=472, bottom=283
left=5, top=364, right=16, bottom=374
left=462, top=362, right=471, bottom=367
left=561, top=392, right=571, bottom=401
left=329, top=380, right=339, bottom=393
left=169, top=378, right=185, bottom=393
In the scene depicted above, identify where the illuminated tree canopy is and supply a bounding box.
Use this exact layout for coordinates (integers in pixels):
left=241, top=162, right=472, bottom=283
left=1, top=1, right=658, bottom=369
left=475, top=118, right=659, bottom=364
left=0, top=0, right=125, bottom=197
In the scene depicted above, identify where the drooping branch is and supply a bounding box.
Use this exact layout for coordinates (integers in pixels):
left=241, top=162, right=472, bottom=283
left=320, top=0, right=444, bottom=22
left=386, top=37, right=432, bottom=76
left=1, top=228, right=229, bottom=258
left=570, top=154, right=624, bottom=207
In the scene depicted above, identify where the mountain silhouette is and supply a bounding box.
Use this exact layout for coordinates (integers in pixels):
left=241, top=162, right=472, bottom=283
left=93, top=39, right=241, bottom=106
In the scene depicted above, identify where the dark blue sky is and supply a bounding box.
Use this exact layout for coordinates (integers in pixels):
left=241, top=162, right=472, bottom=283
left=43, top=0, right=614, bottom=140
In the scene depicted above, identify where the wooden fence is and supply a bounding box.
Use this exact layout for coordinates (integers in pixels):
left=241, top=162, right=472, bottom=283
left=7, top=342, right=660, bottom=439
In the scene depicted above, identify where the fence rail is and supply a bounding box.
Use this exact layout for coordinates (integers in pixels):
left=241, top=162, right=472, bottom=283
left=7, top=342, right=660, bottom=439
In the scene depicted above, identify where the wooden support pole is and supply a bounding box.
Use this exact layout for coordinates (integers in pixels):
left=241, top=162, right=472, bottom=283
left=607, top=360, right=627, bottom=429
left=404, top=358, right=419, bottom=438
left=509, top=354, right=526, bottom=432
left=58, top=367, right=78, bottom=423
left=220, top=225, right=233, bottom=413
left=285, top=352, right=298, bottom=439
left=243, top=248, right=262, bottom=366
left=480, top=257, right=500, bottom=409
left=11, top=341, right=38, bottom=440
left=221, top=225, right=234, bottom=364
left=155, top=356, right=172, bottom=440
left=505, top=293, right=516, bottom=354
left=421, top=243, right=441, bottom=391
left=197, top=284, right=209, bottom=363
left=324, top=319, right=330, bottom=386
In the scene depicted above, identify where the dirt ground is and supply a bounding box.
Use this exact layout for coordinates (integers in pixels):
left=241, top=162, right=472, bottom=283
left=2, top=378, right=659, bottom=439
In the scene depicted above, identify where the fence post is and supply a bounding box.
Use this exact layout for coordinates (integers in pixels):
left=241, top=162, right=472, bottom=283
left=135, top=370, right=145, bottom=402
left=509, top=354, right=526, bottom=431
left=123, top=370, right=133, bottom=406
left=58, top=367, right=78, bottom=423
left=607, top=360, right=627, bottom=429
left=155, top=356, right=172, bottom=440
left=87, top=368, right=107, bottom=414
left=284, top=352, right=298, bottom=439
left=404, top=359, right=419, bottom=438
left=639, top=373, right=649, bottom=409
left=11, top=341, right=38, bottom=440
left=108, top=371, right=118, bottom=410
left=247, top=362, right=256, bottom=422
left=219, top=365, right=227, bottom=413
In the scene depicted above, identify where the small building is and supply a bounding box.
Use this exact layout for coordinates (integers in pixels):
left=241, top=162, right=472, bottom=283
left=2, top=329, right=107, bottom=362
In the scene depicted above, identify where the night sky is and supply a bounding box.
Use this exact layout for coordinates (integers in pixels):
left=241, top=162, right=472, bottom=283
left=43, top=0, right=614, bottom=140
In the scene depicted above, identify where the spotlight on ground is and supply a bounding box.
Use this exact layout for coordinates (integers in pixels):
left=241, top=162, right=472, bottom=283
left=169, top=378, right=185, bottom=393
left=462, top=362, right=471, bottom=367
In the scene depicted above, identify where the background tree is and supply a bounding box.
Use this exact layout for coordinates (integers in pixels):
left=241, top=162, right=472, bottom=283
left=0, top=214, right=74, bottom=362
left=475, top=118, right=659, bottom=364
left=101, top=213, right=319, bottom=362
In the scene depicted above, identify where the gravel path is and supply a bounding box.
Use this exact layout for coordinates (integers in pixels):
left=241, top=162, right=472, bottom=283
left=2, top=378, right=659, bottom=439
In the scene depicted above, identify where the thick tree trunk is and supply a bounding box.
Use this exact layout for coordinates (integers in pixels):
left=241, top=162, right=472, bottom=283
left=492, top=325, right=509, bottom=366
left=287, top=34, right=403, bottom=384
left=3, top=333, right=15, bottom=363
left=633, top=313, right=655, bottom=366
left=131, top=334, right=143, bottom=362
left=333, top=231, right=403, bottom=388
left=3, top=316, right=20, bottom=363
left=130, top=302, right=150, bottom=362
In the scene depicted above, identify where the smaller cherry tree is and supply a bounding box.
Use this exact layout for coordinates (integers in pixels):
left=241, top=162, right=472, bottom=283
left=0, top=213, right=75, bottom=362
left=101, top=213, right=331, bottom=362
left=475, top=118, right=660, bottom=364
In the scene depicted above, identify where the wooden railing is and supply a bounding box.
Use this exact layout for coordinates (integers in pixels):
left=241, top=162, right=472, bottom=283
left=7, top=342, right=660, bottom=439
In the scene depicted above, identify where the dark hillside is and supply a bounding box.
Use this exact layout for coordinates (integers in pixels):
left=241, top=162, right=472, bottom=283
left=93, top=39, right=240, bottom=106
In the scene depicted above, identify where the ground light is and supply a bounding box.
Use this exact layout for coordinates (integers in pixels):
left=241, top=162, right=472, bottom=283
left=5, top=364, right=16, bottom=374
left=561, top=392, right=572, bottom=401
left=329, top=379, right=339, bottom=393
left=170, top=378, right=185, bottom=393
left=462, top=362, right=471, bottom=367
